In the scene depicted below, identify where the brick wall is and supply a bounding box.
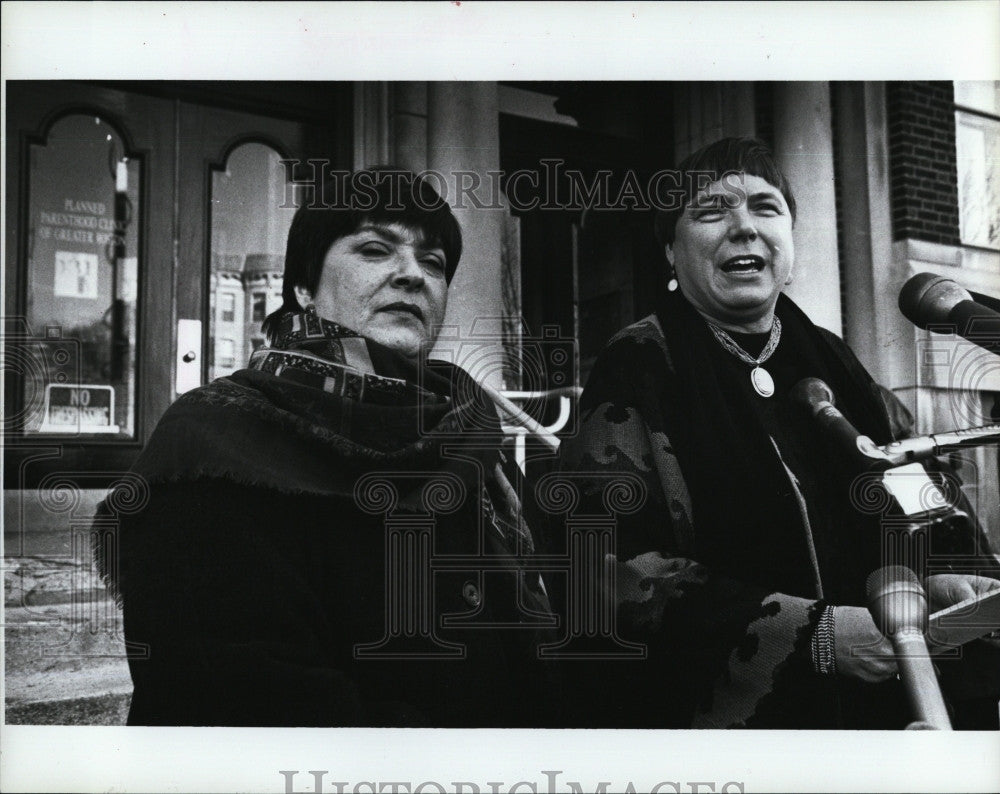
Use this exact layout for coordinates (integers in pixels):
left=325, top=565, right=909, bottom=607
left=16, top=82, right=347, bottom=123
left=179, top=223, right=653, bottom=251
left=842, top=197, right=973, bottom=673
left=886, top=81, right=961, bottom=245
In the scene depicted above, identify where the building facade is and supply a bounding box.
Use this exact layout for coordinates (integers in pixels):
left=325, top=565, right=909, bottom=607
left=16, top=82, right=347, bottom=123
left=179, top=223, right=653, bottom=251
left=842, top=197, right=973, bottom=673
left=6, top=79, right=998, bottom=532
left=1, top=82, right=997, bottom=553
left=4, top=78, right=999, bottom=724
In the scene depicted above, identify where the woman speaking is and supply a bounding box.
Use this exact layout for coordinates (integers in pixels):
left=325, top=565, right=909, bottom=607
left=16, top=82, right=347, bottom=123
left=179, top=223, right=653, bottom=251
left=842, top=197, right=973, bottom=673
left=558, top=137, right=999, bottom=729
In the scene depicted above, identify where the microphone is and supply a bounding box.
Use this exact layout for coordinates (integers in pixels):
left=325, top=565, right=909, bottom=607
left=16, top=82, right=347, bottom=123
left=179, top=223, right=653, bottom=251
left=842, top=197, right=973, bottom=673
left=898, top=273, right=1000, bottom=356
left=866, top=566, right=952, bottom=730
left=790, top=378, right=892, bottom=471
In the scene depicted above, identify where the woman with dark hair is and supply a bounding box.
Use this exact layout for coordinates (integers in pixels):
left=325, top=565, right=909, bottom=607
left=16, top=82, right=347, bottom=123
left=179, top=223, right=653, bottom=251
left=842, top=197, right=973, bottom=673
left=557, top=138, right=1000, bottom=729
left=98, top=169, right=556, bottom=727
left=260, top=167, right=463, bottom=349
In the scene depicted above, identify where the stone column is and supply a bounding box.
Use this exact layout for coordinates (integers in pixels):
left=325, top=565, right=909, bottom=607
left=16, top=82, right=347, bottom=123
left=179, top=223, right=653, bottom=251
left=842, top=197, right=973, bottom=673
left=354, top=82, right=429, bottom=172
left=672, top=82, right=756, bottom=161
left=832, top=82, right=899, bottom=382
left=352, top=82, right=390, bottom=170
left=426, top=82, right=506, bottom=389
left=392, top=82, right=429, bottom=174
left=773, top=82, right=843, bottom=335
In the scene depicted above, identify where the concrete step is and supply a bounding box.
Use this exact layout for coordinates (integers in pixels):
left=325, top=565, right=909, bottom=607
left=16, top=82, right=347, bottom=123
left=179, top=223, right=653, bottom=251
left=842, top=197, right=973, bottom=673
left=5, top=647, right=132, bottom=726
left=5, top=691, right=131, bottom=725
left=5, top=601, right=130, bottom=662
left=4, top=488, right=106, bottom=557
left=4, top=489, right=134, bottom=725
left=6, top=657, right=132, bottom=704
left=5, top=600, right=133, bottom=725
left=5, top=553, right=112, bottom=609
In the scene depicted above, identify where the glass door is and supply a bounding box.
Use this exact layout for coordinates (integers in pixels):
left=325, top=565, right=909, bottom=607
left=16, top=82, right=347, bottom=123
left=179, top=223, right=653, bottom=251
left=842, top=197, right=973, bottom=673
left=175, top=102, right=334, bottom=390
left=4, top=82, right=176, bottom=484
left=207, top=142, right=297, bottom=380
left=22, top=113, right=141, bottom=437
left=5, top=83, right=342, bottom=485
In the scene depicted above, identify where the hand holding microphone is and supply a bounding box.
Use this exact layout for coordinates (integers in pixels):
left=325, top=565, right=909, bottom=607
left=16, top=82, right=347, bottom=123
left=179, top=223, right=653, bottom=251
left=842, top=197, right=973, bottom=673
left=867, top=566, right=953, bottom=729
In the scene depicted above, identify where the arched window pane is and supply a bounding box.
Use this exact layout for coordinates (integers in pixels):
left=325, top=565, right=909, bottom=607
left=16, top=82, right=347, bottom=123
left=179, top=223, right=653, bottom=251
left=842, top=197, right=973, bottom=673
left=23, top=114, right=140, bottom=436
left=209, top=142, right=295, bottom=380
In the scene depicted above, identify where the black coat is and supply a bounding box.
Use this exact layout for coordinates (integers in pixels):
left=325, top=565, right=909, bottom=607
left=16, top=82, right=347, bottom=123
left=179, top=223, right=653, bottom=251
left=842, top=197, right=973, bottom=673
left=98, top=366, right=559, bottom=727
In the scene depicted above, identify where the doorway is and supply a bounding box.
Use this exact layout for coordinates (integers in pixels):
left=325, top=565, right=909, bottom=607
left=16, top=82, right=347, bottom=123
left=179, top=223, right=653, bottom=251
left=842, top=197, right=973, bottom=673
left=4, top=81, right=346, bottom=485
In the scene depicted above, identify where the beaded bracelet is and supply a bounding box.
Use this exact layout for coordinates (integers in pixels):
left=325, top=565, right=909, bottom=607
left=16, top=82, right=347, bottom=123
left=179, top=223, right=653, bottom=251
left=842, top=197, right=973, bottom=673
left=811, top=605, right=837, bottom=676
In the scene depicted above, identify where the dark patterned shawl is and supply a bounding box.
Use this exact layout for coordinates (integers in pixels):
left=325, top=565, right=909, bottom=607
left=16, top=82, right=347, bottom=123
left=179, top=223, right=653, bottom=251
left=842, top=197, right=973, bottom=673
left=98, top=308, right=540, bottom=605
left=91, top=311, right=560, bottom=727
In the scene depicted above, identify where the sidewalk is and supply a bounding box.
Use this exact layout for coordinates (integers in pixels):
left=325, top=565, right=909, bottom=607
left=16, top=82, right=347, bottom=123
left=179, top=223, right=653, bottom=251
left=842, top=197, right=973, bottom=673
left=4, top=488, right=132, bottom=725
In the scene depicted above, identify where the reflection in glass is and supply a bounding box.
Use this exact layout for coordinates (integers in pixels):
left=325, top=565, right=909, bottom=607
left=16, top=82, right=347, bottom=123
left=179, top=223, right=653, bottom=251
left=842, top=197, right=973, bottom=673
left=23, top=114, right=140, bottom=436
left=209, top=142, right=296, bottom=380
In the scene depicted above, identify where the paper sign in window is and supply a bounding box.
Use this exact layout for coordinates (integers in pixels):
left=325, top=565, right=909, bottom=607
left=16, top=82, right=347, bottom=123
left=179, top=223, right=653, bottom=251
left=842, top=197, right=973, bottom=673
left=39, top=383, right=120, bottom=434
left=53, top=251, right=99, bottom=298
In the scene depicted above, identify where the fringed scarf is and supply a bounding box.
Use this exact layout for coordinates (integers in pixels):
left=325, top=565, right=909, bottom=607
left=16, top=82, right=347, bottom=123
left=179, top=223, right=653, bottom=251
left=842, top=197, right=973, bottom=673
left=99, top=309, right=538, bottom=596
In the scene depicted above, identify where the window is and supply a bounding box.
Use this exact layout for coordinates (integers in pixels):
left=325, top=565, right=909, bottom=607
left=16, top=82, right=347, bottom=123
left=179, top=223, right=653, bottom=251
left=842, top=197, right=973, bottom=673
left=18, top=113, right=141, bottom=438
left=208, top=141, right=296, bottom=381
left=220, top=292, right=236, bottom=323
left=217, top=338, right=236, bottom=368
left=252, top=291, right=267, bottom=322
left=955, top=81, right=1000, bottom=249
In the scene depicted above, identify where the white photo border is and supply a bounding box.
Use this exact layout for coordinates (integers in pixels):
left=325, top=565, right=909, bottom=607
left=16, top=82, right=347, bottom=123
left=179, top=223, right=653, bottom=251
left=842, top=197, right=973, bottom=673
left=3, top=2, right=1000, bottom=793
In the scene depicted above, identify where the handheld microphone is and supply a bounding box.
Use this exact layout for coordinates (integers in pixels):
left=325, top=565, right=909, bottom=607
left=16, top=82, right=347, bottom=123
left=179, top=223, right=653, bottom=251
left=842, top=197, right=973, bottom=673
left=790, top=377, right=892, bottom=471
left=793, top=379, right=973, bottom=532
left=865, top=566, right=952, bottom=730
left=898, top=273, right=1000, bottom=357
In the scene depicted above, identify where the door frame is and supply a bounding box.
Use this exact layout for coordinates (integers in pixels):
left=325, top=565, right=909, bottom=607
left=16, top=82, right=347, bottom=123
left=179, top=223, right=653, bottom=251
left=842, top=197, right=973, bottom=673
left=4, top=80, right=351, bottom=487
left=4, top=83, right=177, bottom=486
left=174, top=102, right=341, bottom=386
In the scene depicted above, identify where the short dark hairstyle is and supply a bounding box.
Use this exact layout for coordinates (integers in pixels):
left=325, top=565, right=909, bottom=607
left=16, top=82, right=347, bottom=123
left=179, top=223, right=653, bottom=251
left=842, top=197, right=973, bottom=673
left=653, top=137, right=797, bottom=247
left=262, top=167, right=462, bottom=341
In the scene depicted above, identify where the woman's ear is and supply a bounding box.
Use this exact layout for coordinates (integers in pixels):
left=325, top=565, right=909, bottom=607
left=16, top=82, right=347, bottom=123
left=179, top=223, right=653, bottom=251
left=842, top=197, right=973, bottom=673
left=293, top=285, right=313, bottom=310
left=664, top=245, right=679, bottom=292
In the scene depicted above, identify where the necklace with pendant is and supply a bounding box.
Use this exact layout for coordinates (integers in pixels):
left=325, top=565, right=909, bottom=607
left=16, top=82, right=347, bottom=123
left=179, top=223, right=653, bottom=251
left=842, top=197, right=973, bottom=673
left=707, top=317, right=782, bottom=398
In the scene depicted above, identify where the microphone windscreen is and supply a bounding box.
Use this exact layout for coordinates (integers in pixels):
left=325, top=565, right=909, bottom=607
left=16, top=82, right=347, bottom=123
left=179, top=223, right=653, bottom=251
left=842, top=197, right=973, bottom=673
left=898, top=273, right=973, bottom=328
left=866, top=565, right=927, bottom=635
left=789, top=377, right=834, bottom=413
left=866, top=564, right=920, bottom=601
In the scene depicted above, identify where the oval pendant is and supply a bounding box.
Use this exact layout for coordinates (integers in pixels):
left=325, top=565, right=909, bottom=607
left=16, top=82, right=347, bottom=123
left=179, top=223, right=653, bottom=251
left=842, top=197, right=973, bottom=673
left=751, top=366, right=775, bottom=398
